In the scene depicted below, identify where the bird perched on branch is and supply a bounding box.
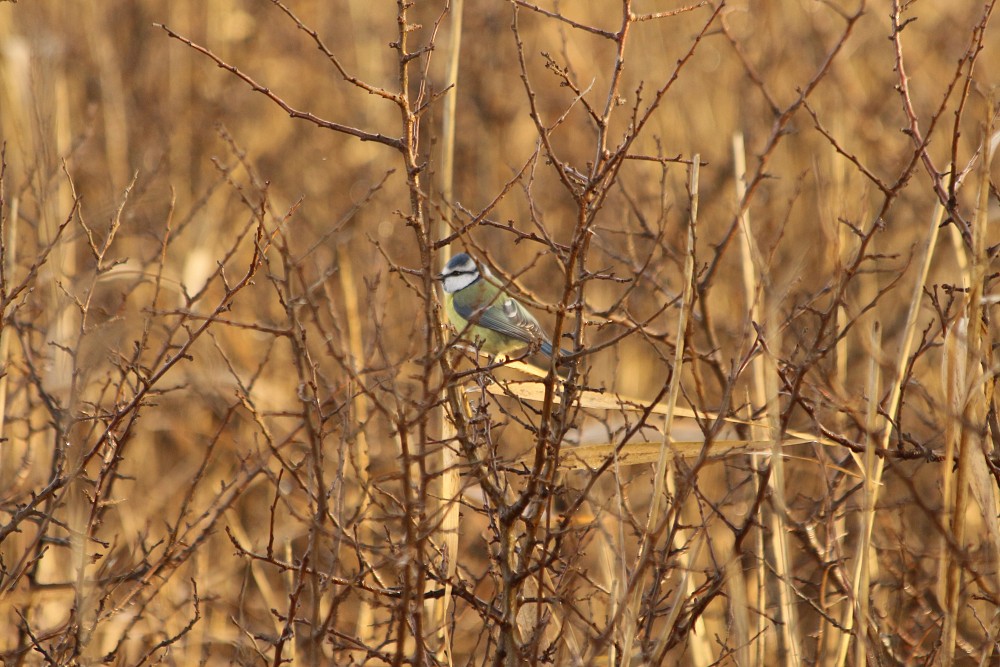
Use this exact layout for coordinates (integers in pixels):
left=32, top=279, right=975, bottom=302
left=438, top=252, right=568, bottom=361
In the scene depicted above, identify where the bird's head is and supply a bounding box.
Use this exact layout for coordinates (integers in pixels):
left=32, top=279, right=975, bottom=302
left=438, top=252, right=485, bottom=294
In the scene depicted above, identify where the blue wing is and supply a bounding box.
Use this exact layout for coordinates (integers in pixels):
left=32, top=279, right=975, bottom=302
left=454, top=294, right=552, bottom=350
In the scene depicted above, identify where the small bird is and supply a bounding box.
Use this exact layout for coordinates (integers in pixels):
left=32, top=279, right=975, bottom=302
left=438, top=252, right=564, bottom=360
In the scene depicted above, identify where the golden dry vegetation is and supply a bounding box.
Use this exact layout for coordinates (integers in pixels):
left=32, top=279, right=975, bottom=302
left=1, top=0, right=999, bottom=665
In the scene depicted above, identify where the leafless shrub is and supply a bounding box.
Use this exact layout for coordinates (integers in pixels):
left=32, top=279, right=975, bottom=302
left=1, top=1, right=999, bottom=665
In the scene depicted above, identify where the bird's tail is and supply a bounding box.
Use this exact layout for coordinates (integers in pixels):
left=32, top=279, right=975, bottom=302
left=540, top=341, right=572, bottom=359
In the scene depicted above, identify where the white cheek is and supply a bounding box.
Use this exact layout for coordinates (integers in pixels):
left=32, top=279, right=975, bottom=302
left=443, top=274, right=476, bottom=293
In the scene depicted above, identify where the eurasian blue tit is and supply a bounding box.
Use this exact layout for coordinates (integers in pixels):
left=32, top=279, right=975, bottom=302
left=438, top=252, right=564, bottom=359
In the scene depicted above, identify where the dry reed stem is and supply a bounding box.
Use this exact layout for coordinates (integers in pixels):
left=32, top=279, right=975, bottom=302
left=765, top=318, right=802, bottom=667
left=433, top=1, right=464, bottom=661
left=735, top=127, right=802, bottom=664
left=660, top=157, right=711, bottom=665
left=836, top=201, right=945, bottom=660
left=748, top=396, right=767, bottom=667
left=939, top=314, right=965, bottom=609
left=942, top=94, right=997, bottom=667
left=489, top=379, right=839, bottom=448
left=733, top=130, right=773, bottom=663
left=820, top=118, right=854, bottom=665
left=528, top=437, right=819, bottom=469
left=724, top=512, right=752, bottom=667
left=853, top=322, right=881, bottom=667
left=0, top=193, right=16, bottom=479
left=335, top=247, right=377, bottom=647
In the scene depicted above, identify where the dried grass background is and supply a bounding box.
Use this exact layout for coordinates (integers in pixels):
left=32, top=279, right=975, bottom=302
left=1, top=0, right=999, bottom=665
